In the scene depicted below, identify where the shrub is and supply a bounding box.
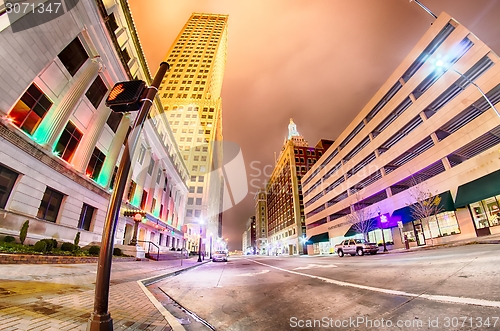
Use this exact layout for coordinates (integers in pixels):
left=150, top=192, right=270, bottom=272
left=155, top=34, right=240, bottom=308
left=3, top=236, right=15, bottom=243
left=33, top=240, right=47, bottom=253
left=40, top=239, right=56, bottom=252
left=20, top=220, right=29, bottom=245
left=74, top=232, right=80, bottom=246
left=170, top=247, right=176, bottom=251
left=88, top=245, right=100, bottom=256
left=176, top=248, right=181, bottom=251
left=51, top=239, right=58, bottom=249
left=113, top=247, right=122, bottom=256
left=61, top=242, right=75, bottom=252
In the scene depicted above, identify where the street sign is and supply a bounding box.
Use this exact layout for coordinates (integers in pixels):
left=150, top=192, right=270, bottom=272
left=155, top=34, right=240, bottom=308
left=106, top=80, right=146, bottom=112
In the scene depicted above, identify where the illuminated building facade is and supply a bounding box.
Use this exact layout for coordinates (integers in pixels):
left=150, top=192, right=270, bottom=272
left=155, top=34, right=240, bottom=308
left=0, top=0, right=188, bottom=255
left=266, top=119, right=329, bottom=255
left=158, top=13, right=228, bottom=254
left=303, top=13, right=500, bottom=254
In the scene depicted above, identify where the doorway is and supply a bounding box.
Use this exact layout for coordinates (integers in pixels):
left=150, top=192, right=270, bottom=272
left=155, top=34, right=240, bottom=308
left=414, top=224, right=426, bottom=246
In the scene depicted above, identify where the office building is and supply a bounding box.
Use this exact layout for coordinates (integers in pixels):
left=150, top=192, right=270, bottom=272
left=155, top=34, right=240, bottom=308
left=158, top=13, right=228, bottom=254
left=266, top=119, right=330, bottom=255
left=303, top=13, right=500, bottom=254
left=0, top=0, right=188, bottom=256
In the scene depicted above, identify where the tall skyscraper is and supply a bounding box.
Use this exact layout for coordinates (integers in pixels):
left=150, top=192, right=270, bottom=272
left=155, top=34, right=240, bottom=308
left=158, top=13, right=228, bottom=253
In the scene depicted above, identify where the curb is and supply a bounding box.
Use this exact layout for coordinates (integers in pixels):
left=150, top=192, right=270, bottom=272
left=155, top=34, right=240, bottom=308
left=136, top=261, right=210, bottom=331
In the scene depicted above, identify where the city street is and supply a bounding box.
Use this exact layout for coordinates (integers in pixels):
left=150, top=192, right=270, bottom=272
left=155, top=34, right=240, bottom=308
left=157, top=245, right=500, bottom=331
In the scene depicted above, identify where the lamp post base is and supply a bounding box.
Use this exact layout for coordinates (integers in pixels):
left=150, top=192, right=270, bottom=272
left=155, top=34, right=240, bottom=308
left=87, top=312, right=113, bottom=331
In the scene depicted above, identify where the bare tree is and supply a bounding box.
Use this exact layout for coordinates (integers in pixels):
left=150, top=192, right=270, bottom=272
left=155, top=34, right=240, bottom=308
left=346, top=193, right=376, bottom=241
left=407, top=177, right=443, bottom=246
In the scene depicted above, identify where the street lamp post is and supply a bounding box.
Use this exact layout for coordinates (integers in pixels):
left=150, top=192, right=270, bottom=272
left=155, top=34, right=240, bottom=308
left=378, top=211, right=388, bottom=252
left=87, top=62, right=169, bottom=331
left=197, top=227, right=203, bottom=262
left=209, top=233, right=213, bottom=259
left=129, top=213, right=143, bottom=245
left=435, top=60, right=500, bottom=119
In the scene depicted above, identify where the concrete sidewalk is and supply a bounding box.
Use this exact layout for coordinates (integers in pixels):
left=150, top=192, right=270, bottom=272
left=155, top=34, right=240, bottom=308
left=382, top=232, right=500, bottom=254
left=0, top=257, right=207, bottom=330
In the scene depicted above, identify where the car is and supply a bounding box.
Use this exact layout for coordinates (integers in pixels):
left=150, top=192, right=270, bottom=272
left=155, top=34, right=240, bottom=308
left=334, top=238, right=379, bottom=257
left=212, top=250, right=228, bottom=262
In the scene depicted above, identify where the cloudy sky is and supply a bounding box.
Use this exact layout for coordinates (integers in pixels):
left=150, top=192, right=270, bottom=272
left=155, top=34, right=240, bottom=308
left=128, top=0, right=500, bottom=250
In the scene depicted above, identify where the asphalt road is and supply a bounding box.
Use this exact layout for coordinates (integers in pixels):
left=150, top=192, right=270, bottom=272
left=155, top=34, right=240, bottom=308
left=157, top=244, right=500, bottom=331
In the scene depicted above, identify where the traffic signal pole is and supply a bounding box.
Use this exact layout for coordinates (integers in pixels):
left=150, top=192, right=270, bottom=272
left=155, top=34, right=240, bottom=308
left=87, top=62, right=169, bottom=331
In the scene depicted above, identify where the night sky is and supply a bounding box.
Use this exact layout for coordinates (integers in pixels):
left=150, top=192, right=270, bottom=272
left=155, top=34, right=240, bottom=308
left=128, top=0, right=500, bottom=250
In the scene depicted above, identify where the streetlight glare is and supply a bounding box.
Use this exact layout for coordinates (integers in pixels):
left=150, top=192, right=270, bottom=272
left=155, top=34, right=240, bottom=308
left=435, top=59, right=444, bottom=68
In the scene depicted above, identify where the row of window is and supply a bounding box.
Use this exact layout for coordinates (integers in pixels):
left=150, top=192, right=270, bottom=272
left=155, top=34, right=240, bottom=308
left=0, top=164, right=96, bottom=230
left=303, top=21, right=460, bottom=188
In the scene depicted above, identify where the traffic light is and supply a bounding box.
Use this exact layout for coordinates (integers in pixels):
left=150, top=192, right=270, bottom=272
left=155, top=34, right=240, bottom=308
left=106, top=80, right=146, bottom=112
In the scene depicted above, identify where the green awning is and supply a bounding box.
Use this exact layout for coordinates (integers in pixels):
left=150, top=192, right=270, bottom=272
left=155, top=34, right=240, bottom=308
left=455, top=170, right=500, bottom=208
left=307, top=233, right=329, bottom=244
left=344, top=219, right=379, bottom=237
left=392, top=191, right=455, bottom=223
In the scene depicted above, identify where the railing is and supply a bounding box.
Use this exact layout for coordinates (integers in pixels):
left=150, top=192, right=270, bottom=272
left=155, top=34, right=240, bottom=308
left=137, top=240, right=160, bottom=261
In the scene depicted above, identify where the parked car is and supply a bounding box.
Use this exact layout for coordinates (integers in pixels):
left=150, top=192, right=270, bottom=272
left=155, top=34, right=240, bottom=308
left=212, top=250, right=228, bottom=262
left=334, top=239, right=378, bottom=257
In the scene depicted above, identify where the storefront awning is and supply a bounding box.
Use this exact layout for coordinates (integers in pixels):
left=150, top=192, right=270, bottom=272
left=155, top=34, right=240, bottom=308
left=344, top=219, right=379, bottom=237
left=455, top=170, right=500, bottom=208
left=307, top=233, right=330, bottom=244
left=391, top=191, right=455, bottom=224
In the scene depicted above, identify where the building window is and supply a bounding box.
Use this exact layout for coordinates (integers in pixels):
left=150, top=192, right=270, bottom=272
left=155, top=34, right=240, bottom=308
left=106, top=111, right=122, bottom=133
left=147, top=157, right=155, bottom=175
left=109, top=166, right=118, bottom=190
left=37, top=187, right=64, bottom=223
left=189, top=186, right=195, bottom=193
left=156, top=169, right=162, bottom=184
left=194, top=210, right=201, bottom=217
left=54, top=122, right=82, bottom=162
left=197, top=187, right=203, bottom=194
left=140, top=190, right=148, bottom=210
left=188, top=197, right=194, bottom=205
left=198, top=176, right=204, bottom=182
left=121, top=48, right=131, bottom=64
left=186, top=209, right=193, bottom=217
left=58, top=38, right=89, bottom=76
left=78, top=203, right=96, bottom=231
left=9, top=84, right=52, bottom=135
left=86, top=147, right=106, bottom=180
left=107, top=12, right=119, bottom=31
left=138, top=145, right=146, bottom=164
left=195, top=198, right=202, bottom=205
left=0, top=165, right=19, bottom=209
left=151, top=198, right=157, bottom=213
left=127, top=180, right=136, bottom=201
left=85, top=76, right=108, bottom=109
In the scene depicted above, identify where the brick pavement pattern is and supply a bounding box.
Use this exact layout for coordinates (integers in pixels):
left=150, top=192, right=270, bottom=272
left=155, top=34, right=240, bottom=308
left=0, top=258, right=202, bottom=331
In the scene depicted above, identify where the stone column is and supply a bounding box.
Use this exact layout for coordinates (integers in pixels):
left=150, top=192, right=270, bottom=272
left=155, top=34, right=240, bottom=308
left=96, top=114, right=131, bottom=188
left=72, top=101, right=112, bottom=173
left=33, top=58, right=101, bottom=148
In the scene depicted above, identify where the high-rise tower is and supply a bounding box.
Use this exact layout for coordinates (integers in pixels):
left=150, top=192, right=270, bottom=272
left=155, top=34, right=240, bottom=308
left=159, top=13, right=228, bottom=253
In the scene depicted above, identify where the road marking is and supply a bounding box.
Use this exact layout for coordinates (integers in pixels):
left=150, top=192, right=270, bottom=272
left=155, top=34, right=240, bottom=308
left=137, top=280, right=186, bottom=331
left=293, top=264, right=338, bottom=270
left=236, top=269, right=270, bottom=277
left=250, top=259, right=500, bottom=308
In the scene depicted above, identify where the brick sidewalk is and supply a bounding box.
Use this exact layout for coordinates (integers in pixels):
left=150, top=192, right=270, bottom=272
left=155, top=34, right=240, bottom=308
left=0, top=258, right=205, bottom=330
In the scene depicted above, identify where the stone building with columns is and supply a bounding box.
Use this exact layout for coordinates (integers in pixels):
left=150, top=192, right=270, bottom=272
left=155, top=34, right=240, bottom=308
left=0, top=0, right=189, bottom=253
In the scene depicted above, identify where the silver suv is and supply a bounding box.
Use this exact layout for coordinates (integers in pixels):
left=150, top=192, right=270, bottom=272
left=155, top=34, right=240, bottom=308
left=335, top=239, right=378, bottom=257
